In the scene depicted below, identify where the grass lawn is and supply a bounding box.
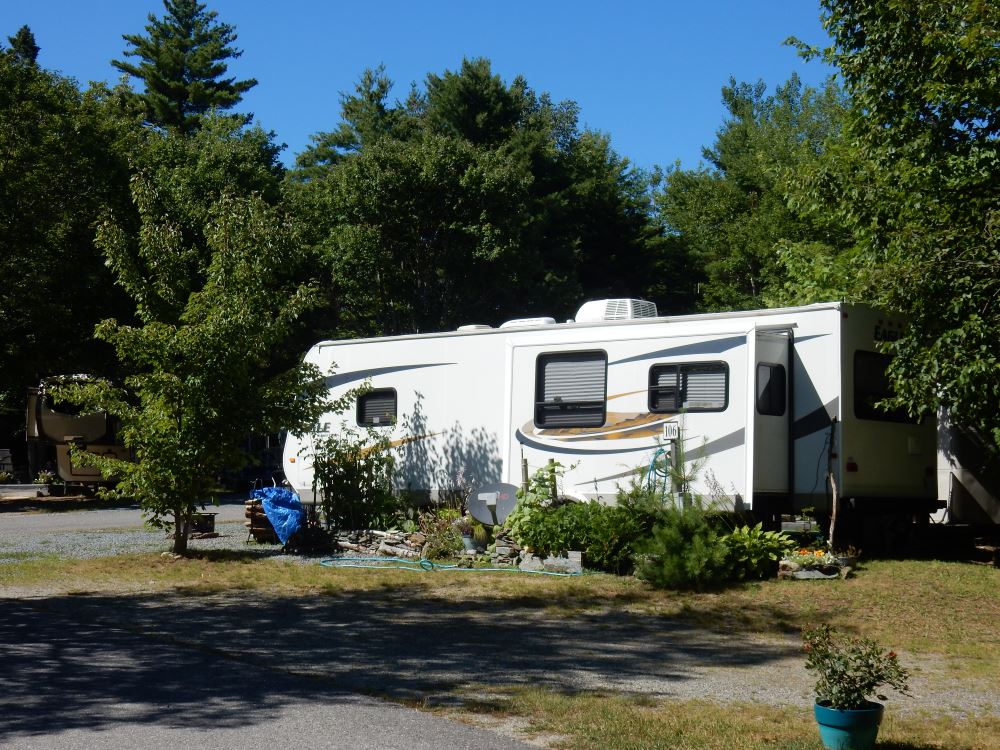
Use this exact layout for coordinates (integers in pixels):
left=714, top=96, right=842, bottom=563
left=428, top=688, right=1000, bottom=750
left=4, top=553, right=996, bottom=674
left=3, top=552, right=998, bottom=748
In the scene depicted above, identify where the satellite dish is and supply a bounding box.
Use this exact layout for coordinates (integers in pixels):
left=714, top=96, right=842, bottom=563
left=468, top=482, right=519, bottom=526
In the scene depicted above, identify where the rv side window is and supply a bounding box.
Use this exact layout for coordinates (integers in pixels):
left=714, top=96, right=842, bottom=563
left=357, top=389, right=397, bottom=427
left=649, top=362, right=728, bottom=412
left=854, top=351, right=917, bottom=423
left=535, top=351, right=607, bottom=428
left=756, top=363, right=786, bottom=416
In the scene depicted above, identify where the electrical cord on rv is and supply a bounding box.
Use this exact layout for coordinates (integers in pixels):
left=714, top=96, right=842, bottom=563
left=808, top=422, right=833, bottom=501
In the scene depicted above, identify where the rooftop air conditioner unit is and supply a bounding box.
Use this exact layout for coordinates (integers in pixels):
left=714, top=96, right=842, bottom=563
left=574, top=298, right=658, bottom=323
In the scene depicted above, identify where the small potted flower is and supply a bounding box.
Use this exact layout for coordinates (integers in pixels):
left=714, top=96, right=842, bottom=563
left=454, top=514, right=477, bottom=551
left=34, top=468, right=56, bottom=485
left=803, top=625, right=910, bottom=750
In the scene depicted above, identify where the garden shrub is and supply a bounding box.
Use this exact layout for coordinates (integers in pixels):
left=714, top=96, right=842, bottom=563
left=505, top=467, right=662, bottom=574
left=309, top=386, right=404, bottom=531
left=723, top=523, right=796, bottom=580
left=634, top=501, right=730, bottom=590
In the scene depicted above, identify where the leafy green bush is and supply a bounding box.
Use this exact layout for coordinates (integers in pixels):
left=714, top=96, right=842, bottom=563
left=504, top=468, right=662, bottom=574
left=310, top=425, right=400, bottom=532
left=580, top=503, right=649, bottom=574
left=503, top=464, right=560, bottom=543
left=724, top=523, right=796, bottom=580
left=634, top=501, right=730, bottom=590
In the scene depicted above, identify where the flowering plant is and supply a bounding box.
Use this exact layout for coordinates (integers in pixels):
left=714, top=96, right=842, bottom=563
left=783, top=548, right=838, bottom=569
left=803, top=625, right=910, bottom=710
left=34, top=469, right=56, bottom=484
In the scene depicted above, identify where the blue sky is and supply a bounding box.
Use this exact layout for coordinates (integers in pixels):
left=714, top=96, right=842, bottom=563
left=2, top=1, right=835, bottom=171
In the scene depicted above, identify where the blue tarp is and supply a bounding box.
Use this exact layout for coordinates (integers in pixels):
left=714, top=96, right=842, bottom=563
left=252, top=486, right=305, bottom=545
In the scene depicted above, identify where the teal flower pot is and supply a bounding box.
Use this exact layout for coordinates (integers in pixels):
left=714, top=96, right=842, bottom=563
left=814, top=701, right=884, bottom=750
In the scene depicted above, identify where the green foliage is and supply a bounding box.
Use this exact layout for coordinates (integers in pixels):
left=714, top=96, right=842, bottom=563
left=290, top=58, right=666, bottom=334
left=634, top=500, right=730, bottom=591
left=6, top=25, right=39, bottom=64
left=0, top=55, right=135, bottom=414
left=310, top=393, right=399, bottom=532
left=657, top=74, right=851, bottom=310
left=505, top=469, right=663, bottom=574
left=419, top=507, right=464, bottom=560
left=793, top=1, right=1000, bottom=448
left=503, top=464, right=560, bottom=545
left=803, top=625, right=910, bottom=710
left=109, top=114, right=286, bottom=324
left=723, top=523, right=796, bottom=580
left=113, top=0, right=256, bottom=133
left=55, top=191, right=328, bottom=554
left=508, top=499, right=647, bottom=575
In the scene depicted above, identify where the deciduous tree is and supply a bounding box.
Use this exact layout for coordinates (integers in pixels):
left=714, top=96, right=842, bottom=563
left=0, top=48, right=134, bottom=422
left=794, top=0, right=1000, bottom=447
left=59, top=193, right=327, bottom=554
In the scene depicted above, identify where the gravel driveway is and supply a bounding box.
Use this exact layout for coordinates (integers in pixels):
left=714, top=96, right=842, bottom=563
left=2, top=507, right=999, bottom=725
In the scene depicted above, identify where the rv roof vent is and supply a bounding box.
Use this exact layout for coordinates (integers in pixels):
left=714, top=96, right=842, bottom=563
left=574, top=298, right=658, bottom=323
left=457, top=324, right=491, bottom=331
left=499, top=316, right=557, bottom=329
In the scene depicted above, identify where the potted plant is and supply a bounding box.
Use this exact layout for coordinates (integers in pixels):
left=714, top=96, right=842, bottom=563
left=803, top=625, right=910, bottom=750
left=454, top=514, right=477, bottom=551
left=34, top=469, right=56, bottom=485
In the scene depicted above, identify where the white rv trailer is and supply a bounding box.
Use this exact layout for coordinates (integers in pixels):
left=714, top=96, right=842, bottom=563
left=282, top=300, right=940, bottom=523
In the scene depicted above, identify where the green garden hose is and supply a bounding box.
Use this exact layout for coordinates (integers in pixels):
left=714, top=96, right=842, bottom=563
left=319, top=555, right=581, bottom=576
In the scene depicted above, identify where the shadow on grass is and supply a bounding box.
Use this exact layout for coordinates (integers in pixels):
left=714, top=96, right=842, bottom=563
left=184, top=548, right=285, bottom=562
left=0, top=586, right=804, bottom=744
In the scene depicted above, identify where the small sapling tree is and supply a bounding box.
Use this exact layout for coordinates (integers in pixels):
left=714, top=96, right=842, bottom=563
left=57, top=189, right=327, bottom=553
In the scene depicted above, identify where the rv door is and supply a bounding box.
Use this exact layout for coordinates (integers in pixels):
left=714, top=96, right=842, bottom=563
left=747, top=330, right=791, bottom=505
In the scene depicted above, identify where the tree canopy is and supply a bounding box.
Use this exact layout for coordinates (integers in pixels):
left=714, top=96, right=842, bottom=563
left=292, top=58, right=667, bottom=336
left=113, top=0, right=256, bottom=133
left=0, top=46, right=135, bottom=418
left=6, top=25, right=39, bottom=64
left=656, top=74, right=851, bottom=310
left=794, top=0, right=1000, bottom=448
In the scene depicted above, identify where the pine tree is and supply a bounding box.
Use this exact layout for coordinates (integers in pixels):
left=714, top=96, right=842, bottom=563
left=6, top=25, right=39, bottom=64
left=113, top=0, right=256, bottom=133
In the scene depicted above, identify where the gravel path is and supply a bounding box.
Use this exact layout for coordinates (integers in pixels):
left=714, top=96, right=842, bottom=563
left=0, top=519, right=276, bottom=562
left=2, top=508, right=999, bottom=724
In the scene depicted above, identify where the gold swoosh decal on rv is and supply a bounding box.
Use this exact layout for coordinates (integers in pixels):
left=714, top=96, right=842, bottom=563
left=387, top=433, right=438, bottom=450
left=523, top=413, right=673, bottom=441
left=357, top=433, right=438, bottom=456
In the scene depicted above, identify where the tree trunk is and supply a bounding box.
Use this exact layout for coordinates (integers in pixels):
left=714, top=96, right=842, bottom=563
left=172, top=504, right=189, bottom=555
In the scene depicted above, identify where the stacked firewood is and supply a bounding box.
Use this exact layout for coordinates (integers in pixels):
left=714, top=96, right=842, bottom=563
left=283, top=524, right=333, bottom=554
left=244, top=498, right=279, bottom=544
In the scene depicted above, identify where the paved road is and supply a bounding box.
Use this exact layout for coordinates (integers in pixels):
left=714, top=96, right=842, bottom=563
left=0, top=596, right=533, bottom=750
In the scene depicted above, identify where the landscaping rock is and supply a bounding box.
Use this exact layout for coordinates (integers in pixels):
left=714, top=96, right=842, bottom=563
left=518, top=550, right=582, bottom=574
